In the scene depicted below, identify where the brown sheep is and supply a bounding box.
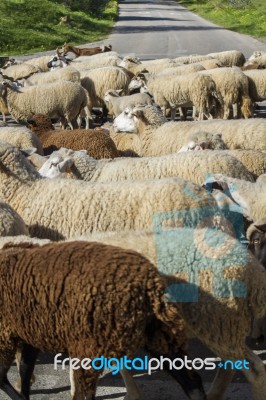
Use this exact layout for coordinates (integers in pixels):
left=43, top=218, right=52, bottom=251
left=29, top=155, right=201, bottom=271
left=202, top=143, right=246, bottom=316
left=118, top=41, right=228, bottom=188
left=0, top=240, right=206, bottom=400
left=27, top=114, right=120, bottom=158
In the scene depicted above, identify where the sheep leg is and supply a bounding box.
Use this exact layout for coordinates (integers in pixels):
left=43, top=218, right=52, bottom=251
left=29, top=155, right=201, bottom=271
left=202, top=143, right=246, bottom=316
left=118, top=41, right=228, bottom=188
left=0, top=337, right=26, bottom=399
left=149, top=351, right=206, bottom=400
left=170, top=108, right=176, bottom=121
left=69, top=119, right=79, bottom=130
left=242, top=347, right=266, bottom=400
left=0, top=367, right=26, bottom=399
left=19, top=343, right=39, bottom=399
left=223, top=105, right=230, bottom=119
left=178, top=107, right=187, bottom=121
left=83, top=105, right=93, bottom=130
left=70, top=361, right=99, bottom=400
left=192, top=106, right=197, bottom=120
left=101, top=104, right=109, bottom=123
left=206, top=368, right=235, bottom=400
left=232, top=103, right=239, bottom=119
left=120, top=369, right=142, bottom=400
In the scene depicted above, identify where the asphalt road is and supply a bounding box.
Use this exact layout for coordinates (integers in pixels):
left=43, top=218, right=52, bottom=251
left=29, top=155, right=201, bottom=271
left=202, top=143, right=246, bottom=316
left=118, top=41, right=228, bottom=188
left=108, top=0, right=266, bottom=60
left=2, top=1, right=266, bottom=399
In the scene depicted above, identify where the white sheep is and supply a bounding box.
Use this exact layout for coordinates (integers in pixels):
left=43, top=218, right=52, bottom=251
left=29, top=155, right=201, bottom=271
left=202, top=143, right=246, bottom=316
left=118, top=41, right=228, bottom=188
left=207, top=50, right=245, bottom=67
left=198, top=67, right=253, bottom=119
left=243, top=69, right=266, bottom=104
left=1, top=63, right=40, bottom=80
left=204, top=174, right=266, bottom=223
left=104, top=89, right=153, bottom=117
left=0, top=126, right=43, bottom=155
left=0, top=96, right=9, bottom=125
left=128, top=72, right=218, bottom=120
left=244, top=52, right=266, bottom=69
left=79, top=66, right=131, bottom=118
left=0, top=140, right=221, bottom=241
left=178, top=133, right=266, bottom=178
left=0, top=80, right=90, bottom=130
left=119, top=55, right=178, bottom=75
left=173, top=54, right=215, bottom=64
left=38, top=147, right=255, bottom=185
left=47, top=52, right=121, bottom=70
left=21, top=66, right=80, bottom=87
left=112, top=105, right=266, bottom=156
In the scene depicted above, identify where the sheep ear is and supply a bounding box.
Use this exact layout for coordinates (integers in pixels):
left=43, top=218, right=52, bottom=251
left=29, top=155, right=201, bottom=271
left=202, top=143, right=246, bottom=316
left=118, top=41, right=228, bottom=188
left=137, top=73, right=146, bottom=81
left=116, top=89, right=123, bottom=95
left=254, top=224, right=266, bottom=234
left=132, top=110, right=144, bottom=120
left=21, top=147, right=37, bottom=156
left=58, top=158, right=73, bottom=173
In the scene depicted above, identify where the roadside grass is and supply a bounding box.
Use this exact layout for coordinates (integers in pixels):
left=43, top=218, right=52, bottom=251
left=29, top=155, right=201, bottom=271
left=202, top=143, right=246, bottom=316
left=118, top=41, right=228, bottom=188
left=177, top=0, right=266, bottom=41
left=0, top=0, right=118, bottom=56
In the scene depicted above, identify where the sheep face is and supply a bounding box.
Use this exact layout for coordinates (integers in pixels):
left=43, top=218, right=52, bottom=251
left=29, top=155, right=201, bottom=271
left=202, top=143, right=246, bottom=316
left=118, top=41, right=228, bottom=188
left=39, top=154, right=73, bottom=179
left=113, top=108, right=137, bottom=132
left=103, top=89, right=121, bottom=102
left=247, top=223, right=266, bottom=269
left=47, top=55, right=68, bottom=70
left=119, top=56, right=141, bottom=68
left=128, top=74, right=146, bottom=93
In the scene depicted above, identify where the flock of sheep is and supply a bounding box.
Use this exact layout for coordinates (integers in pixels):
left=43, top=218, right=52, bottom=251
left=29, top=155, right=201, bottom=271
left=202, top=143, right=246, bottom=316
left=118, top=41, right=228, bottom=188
left=0, top=43, right=266, bottom=400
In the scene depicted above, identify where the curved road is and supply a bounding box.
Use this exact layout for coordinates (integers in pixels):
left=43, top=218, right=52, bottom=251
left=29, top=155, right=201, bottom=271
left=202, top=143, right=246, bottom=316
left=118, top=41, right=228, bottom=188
left=108, top=0, right=266, bottom=59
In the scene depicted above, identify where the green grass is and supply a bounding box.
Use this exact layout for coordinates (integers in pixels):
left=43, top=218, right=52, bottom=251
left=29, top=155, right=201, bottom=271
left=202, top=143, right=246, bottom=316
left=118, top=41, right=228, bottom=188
left=0, top=0, right=118, bottom=56
left=177, top=0, right=266, bottom=41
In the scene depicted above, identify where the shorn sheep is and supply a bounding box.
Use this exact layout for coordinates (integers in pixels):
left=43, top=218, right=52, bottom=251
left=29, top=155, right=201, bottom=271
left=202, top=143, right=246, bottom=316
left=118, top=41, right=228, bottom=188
left=112, top=105, right=266, bottom=156
left=0, top=140, right=222, bottom=240
left=27, top=114, right=119, bottom=158
left=0, top=241, right=207, bottom=400
left=80, top=226, right=266, bottom=400
left=38, top=147, right=255, bottom=185
left=104, top=89, right=153, bottom=117
left=0, top=80, right=90, bottom=129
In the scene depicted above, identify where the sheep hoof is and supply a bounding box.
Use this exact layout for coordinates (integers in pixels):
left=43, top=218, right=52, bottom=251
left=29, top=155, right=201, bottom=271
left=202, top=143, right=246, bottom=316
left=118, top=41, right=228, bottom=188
left=14, top=379, right=21, bottom=393
left=15, top=374, right=36, bottom=393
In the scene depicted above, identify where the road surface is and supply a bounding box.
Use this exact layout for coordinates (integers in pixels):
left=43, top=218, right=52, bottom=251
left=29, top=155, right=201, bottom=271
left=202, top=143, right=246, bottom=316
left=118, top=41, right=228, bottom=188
left=2, top=1, right=266, bottom=399
left=108, top=0, right=266, bottom=59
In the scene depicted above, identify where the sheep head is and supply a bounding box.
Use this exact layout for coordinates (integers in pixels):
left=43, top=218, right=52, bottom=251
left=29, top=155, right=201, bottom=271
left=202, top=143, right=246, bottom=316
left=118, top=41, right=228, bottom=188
left=247, top=221, right=266, bottom=269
